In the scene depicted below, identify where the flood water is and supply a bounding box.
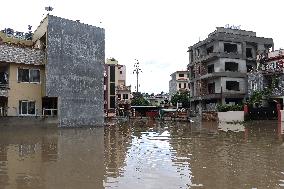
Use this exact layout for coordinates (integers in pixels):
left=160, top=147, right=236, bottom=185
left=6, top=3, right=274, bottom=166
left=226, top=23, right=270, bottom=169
left=0, top=120, right=283, bottom=189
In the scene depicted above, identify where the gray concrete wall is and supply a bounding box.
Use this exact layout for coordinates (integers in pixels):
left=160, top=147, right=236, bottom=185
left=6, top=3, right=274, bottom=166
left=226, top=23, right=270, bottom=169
left=46, top=15, right=105, bottom=127
left=218, top=111, right=244, bottom=122
left=206, top=58, right=246, bottom=73
left=221, top=77, right=246, bottom=94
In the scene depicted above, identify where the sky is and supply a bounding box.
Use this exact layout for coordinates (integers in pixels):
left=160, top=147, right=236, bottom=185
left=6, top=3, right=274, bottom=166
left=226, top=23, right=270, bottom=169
left=1, top=0, right=284, bottom=94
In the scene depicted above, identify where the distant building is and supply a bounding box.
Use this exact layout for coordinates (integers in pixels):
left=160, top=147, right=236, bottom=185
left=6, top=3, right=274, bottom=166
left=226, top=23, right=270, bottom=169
left=0, top=15, right=105, bottom=127
left=169, top=71, right=190, bottom=99
left=187, top=27, right=273, bottom=112
left=248, top=49, right=284, bottom=107
left=146, top=94, right=169, bottom=107
left=104, top=58, right=131, bottom=113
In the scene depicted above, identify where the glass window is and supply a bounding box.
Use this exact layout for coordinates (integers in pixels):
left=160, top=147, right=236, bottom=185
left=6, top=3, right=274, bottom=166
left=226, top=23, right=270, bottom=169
left=18, top=68, right=29, bottom=82
left=110, top=83, right=115, bottom=95
left=30, top=69, right=40, bottom=83
left=19, top=101, right=35, bottom=115
left=28, top=101, right=35, bottom=114
left=110, top=66, right=115, bottom=82
left=123, top=94, right=128, bottom=99
left=18, top=68, right=40, bottom=83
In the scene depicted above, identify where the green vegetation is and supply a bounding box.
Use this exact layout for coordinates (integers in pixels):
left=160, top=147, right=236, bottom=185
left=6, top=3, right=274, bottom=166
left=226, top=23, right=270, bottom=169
left=217, top=104, right=243, bottom=112
left=170, top=91, right=190, bottom=108
left=131, top=92, right=150, bottom=106
left=248, top=76, right=279, bottom=106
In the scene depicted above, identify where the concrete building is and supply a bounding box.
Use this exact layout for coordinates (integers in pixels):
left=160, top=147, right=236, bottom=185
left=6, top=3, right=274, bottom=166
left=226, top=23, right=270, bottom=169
left=0, top=15, right=105, bottom=127
left=187, top=27, right=273, bottom=112
left=248, top=49, right=284, bottom=106
left=169, top=71, right=190, bottom=99
left=104, top=58, right=131, bottom=113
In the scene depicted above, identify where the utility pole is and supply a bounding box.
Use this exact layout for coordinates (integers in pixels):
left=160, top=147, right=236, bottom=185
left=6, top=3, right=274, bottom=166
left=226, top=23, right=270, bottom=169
left=133, top=59, right=142, bottom=92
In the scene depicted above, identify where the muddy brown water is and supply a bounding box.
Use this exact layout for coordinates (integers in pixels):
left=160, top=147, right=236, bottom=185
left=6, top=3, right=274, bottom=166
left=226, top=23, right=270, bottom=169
left=0, top=120, right=283, bottom=189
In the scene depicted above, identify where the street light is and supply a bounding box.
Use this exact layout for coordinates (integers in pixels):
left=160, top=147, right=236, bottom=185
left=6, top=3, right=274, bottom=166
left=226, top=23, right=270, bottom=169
left=133, top=59, right=142, bottom=92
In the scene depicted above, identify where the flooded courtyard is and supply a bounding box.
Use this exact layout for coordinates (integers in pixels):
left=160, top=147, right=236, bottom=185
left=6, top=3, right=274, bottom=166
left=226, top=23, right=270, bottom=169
left=0, top=120, right=283, bottom=189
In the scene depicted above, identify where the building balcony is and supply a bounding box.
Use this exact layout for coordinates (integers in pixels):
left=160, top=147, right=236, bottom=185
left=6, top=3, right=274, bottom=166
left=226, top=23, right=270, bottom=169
left=189, top=72, right=247, bottom=83
left=200, top=72, right=247, bottom=80
left=177, top=77, right=189, bottom=81
left=189, top=52, right=243, bottom=65
left=116, top=85, right=131, bottom=91
left=190, top=92, right=245, bottom=101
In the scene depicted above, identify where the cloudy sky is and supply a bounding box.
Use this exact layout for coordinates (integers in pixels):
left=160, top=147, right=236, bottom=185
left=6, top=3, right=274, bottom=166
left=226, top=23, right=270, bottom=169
left=1, top=0, right=283, bottom=94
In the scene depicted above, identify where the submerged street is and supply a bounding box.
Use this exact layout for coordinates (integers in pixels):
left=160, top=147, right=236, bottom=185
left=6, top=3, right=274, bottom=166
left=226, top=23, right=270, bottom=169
left=0, top=120, right=283, bottom=189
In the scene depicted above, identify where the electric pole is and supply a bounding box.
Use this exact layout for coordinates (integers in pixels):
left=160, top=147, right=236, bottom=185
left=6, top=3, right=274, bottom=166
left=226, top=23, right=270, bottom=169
left=133, top=59, right=142, bottom=92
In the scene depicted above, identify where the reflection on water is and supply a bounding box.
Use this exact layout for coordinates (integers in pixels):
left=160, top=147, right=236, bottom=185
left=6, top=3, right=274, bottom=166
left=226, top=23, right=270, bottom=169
left=104, top=120, right=284, bottom=189
left=0, top=126, right=105, bottom=189
left=0, top=120, right=283, bottom=189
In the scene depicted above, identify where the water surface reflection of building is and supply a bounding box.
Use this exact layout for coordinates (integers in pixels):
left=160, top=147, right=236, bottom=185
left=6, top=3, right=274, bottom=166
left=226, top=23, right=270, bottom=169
left=168, top=121, right=284, bottom=188
left=0, top=127, right=105, bottom=189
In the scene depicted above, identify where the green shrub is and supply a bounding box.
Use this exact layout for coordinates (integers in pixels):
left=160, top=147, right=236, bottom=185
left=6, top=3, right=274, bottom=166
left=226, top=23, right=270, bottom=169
left=217, top=104, right=243, bottom=112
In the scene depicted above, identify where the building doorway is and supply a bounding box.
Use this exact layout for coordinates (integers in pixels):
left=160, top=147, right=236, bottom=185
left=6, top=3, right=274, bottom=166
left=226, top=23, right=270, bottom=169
left=0, top=96, right=8, bottom=116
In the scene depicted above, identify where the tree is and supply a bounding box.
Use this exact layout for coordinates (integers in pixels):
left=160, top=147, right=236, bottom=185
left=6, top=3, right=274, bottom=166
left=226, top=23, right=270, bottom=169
left=131, top=92, right=150, bottom=106
left=171, top=91, right=190, bottom=108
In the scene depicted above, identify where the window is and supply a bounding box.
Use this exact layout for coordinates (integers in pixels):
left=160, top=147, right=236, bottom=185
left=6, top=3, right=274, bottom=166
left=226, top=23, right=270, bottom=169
left=123, top=94, right=128, bottom=99
left=110, top=66, right=115, bottom=82
left=120, top=71, right=122, bottom=74
left=208, top=83, right=215, bottom=94
left=179, top=83, right=181, bottom=88
left=117, top=94, right=121, bottom=99
left=226, top=81, right=239, bottom=91
left=18, top=68, right=29, bottom=82
left=207, top=46, right=213, bottom=54
left=207, top=64, right=214, bottom=73
left=179, top=73, right=184, bottom=77
left=110, top=96, right=115, bottom=109
left=184, top=83, right=187, bottom=88
left=110, top=83, right=115, bottom=95
left=19, top=100, right=35, bottom=115
left=225, top=62, right=238, bottom=72
left=224, top=43, right=237, bottom=53
left=30, top=69, right=40, bottom=82
left=246, top=48, right=253, bottom=58
left=18, top=68, right=40, bottom=83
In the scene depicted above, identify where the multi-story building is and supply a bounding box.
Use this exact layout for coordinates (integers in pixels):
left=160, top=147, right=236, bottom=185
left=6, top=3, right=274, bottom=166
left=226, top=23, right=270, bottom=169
left=0, top=15, right=105, bottom=127
left=169, top=71, right=190, bottom=99
left=248, top=49, right=284, bottom=106
left=187, top=27, right=273, bottom=112
left=104, top=58, right=131, bottom=113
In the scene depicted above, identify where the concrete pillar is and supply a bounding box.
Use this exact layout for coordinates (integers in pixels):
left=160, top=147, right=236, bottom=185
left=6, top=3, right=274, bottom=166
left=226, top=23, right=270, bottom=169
left=242, top=42, right=246, bottom=59
left=237, top=43, right=242, bottom=54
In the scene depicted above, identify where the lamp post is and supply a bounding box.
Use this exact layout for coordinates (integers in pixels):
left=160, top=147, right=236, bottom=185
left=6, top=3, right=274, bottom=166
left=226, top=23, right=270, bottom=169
left=133, top=59, right=142, bottom=93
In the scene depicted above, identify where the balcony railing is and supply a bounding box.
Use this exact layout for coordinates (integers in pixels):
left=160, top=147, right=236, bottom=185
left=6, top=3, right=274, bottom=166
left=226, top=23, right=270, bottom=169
left=43, top=108, right=58, bottom=116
